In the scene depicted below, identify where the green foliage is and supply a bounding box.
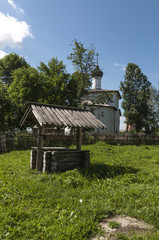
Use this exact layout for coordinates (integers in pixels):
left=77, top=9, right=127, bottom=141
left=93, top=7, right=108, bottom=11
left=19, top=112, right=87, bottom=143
left=94, top=92, right=113, bottom=105
left=116, top=233, right=129, bottom=239
left=67, top=40, right=95, bottom=105
left=148, top=86, right=159, bottom=133
left=0, top=143, right=159, bottom=239
left=8, top=67, right=42, bottom=128
left=38, top=57, right=70, bottom=105
left=0, top=53, right=29, bottom=85
left=120, top=63, right=153, bottom=133
left=0, top=53, right=30, bottom=130
left=9, top=67, right=42, bottom=104
left=67, top=71, right=91, bottom=106
left=68, top=39, right=95, bottom=74
left=0, top=81, right=12, bottom=131
left=0, top=42, right=96, bottom=130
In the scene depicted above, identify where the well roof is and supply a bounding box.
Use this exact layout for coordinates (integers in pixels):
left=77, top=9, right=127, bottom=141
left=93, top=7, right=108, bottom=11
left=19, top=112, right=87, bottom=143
left=20, top=102, right=106, bottom=129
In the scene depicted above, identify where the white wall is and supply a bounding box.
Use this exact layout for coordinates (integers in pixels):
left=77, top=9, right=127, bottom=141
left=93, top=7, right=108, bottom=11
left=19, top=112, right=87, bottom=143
left=86, top=106, right=116, bottom=134
left=85, top=92, right=121, bottom=134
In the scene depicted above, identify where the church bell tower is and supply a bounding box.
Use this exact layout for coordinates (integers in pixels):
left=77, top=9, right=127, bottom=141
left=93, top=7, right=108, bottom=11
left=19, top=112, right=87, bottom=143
left=91, top=53, right=103, bottom=89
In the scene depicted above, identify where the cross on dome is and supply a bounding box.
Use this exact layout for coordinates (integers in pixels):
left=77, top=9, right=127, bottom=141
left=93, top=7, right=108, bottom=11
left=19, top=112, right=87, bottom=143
left=92, top=52, right=103, bottom=78
left=96, top=52, right=99, bottom=66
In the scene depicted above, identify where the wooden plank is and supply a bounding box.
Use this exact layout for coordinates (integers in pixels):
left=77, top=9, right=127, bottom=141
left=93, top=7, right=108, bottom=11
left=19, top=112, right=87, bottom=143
left=55, top=156, right=82, bottom=161
left=72, top=110, right=84, bottom=127
left=26, top=101, right=91, bottom=111
left=57, top=156, right=82, bottom=161
left=60, top=109, right=75, bottom=127
left=53, top=152, right=82, bottom=156
left=36, top=106, right=49, bottom=125
left=54, top=108, right=70, bottom=126
left=20, top=106, right=31, bottom=126
left=36, top=125, right=44, bottom=172
left=51, top=108, right=65, bottom=126
left=31, top=105, right=44, bottom=126
left=33, top=105, right=46, bottom=123
left=80, top=111, right=98, bottom=128
left=63, top=109, right=78, bottom=127
left=68, top=110, right=83, bottom=127
left=77, top=127, right=82, bottom=150
left=41, top=106, right=54, bottom=124
left=83, top=111, right=99, bottom=127
left=59, top=109, right=73, bottom=126
left=43, top=107, right=53, bottom=124
left=75, top=111, right=91, bottom=127
left=46, top=107, right=61, bottom=126
left=57, top=159, right=82, bottom=164
left=74, top=111, right=87, bottom=127
left=85, top=111, right=106, bottom=128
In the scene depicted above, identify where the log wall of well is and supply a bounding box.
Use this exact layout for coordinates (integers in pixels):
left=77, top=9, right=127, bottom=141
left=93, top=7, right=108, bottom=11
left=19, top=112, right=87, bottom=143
left=30, top=148, right=90, bottom=173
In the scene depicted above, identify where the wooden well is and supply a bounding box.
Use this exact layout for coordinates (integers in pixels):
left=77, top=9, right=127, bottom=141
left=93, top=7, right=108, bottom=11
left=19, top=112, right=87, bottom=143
left=30, top=147, right=90, bottom=173
left=20, top=102, right=106, bottom=172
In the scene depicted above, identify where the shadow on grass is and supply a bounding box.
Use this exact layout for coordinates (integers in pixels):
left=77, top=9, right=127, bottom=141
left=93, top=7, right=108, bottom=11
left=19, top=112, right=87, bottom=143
left=79, top=163, right=139, bottom=180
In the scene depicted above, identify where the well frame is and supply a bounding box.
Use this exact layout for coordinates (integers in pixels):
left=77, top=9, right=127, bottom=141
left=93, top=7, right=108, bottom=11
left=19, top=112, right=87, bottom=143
left=20, top=102, right=106, bottom=172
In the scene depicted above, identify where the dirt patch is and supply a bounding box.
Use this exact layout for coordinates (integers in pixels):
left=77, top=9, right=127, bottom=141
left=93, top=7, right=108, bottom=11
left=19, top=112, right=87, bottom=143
left=91, top=215, right=154, bottom=239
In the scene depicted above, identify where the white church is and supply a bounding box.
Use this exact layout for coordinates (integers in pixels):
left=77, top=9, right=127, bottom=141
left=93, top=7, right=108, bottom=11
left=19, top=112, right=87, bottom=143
left=83, top=62, right=121, bottom=134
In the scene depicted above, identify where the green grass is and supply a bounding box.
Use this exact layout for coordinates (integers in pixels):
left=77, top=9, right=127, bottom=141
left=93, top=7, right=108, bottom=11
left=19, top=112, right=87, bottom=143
left=0, top=142, right=159, bottom=239
left=109, top=221, right=121, bottom=229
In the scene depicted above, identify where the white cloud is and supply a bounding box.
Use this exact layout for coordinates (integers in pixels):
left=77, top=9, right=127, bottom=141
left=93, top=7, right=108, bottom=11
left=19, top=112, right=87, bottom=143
left=8, top=0, right=24, bottom=13
left=0, top=50, right=7, bottom=59
left=0, top=12, right=33, bottom=49
left=114, top=63, right=126, bottom=71
left=8, top=0, right=16, bottom=9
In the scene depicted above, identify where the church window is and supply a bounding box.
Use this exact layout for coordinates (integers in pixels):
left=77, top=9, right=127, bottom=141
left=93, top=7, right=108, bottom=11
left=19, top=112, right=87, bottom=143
left=101, top=111, right=104, bottom=117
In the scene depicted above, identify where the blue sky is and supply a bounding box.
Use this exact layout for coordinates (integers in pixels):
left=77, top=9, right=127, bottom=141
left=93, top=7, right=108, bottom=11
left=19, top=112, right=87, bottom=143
left=0, top=0, right=159, bottom=129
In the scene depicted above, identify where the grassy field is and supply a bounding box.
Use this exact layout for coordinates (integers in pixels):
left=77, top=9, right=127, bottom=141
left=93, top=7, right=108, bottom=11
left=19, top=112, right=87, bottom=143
left=0, top=142, right=159, bottom=239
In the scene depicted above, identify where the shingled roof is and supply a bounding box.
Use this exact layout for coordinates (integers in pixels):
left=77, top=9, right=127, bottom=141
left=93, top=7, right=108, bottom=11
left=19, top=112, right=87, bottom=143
left=20, top=102, right=106, bottom=129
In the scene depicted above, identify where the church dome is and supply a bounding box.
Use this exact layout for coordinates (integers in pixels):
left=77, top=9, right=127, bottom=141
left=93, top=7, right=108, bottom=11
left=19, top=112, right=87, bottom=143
left=91, top=65, right=103, bottom=77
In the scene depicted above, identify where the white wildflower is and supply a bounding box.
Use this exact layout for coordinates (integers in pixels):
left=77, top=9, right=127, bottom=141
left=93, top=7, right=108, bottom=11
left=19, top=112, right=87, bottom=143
left=70, top=211, right=74, bottom=217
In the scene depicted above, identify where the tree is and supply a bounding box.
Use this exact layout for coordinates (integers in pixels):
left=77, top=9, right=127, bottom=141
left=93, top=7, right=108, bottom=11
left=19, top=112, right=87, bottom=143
left=8, top=67, right=42, bottom=128
left=0, top=53, right=30, bottom=85
left=67, top=40, right=95, bottom=106
left=66, top=71, right=91, bottom=106
left=67, top=40, right=113, bottom=107
left=120, top=63, right=152, bottom=132
left=38, top=57, right=70, bottom=105
left=68, top=39, right=95, bottom=74
left=0, top=81, right=12, bottom=131
left=147, top=85, right=159, bottom=133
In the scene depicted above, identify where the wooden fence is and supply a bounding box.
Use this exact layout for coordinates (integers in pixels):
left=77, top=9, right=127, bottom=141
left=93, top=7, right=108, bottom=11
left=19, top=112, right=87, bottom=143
left=0, top=132, right=37, bottom=153
left=0, top=132, right=159, bottom=153
left=0, top=132, right=76, bottom=153
left=94, top=133, right=159, bottom=145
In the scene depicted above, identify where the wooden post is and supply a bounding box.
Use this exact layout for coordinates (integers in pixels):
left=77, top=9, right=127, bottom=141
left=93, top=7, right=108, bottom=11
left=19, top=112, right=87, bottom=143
left=36, top=125, right=44, bottom=172
left=77, top=127, right=82, bottom=150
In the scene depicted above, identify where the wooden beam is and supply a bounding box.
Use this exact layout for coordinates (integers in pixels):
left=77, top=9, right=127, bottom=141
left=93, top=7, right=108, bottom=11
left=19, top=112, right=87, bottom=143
left=26, top=101, right=90, bottom=112
left=20, top=106, right=31, bottom=126
left=77, top=127, right=82, bottom=150
left=36, top=125, right=44, bottom=172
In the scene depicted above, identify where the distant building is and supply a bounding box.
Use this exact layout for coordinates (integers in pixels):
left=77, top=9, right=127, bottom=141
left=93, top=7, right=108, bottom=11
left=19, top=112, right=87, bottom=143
left=125, top=122, right=136, bottom=132
left=83, top=62, right=121, bottom=134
